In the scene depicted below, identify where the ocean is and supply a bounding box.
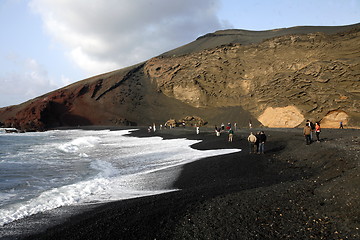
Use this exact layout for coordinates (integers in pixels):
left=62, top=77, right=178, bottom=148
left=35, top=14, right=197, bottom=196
left=0, top=129, right=240, bottom=228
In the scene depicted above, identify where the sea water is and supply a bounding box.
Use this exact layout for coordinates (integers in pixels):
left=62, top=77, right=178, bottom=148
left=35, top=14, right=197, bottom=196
left=0, top=129, right=240, bottom=226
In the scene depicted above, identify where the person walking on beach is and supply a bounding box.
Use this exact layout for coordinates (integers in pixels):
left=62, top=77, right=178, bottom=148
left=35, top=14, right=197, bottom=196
left=254, top=131, right=260, bottom=154
left=196, top=126, right=200, bottom=135
left=304, top=123, right=312, bottom=145
left=228, top=128, right=234, bottom=142
left=258, top=131, right=267, bottom=154
left=310, top=121, right=315, bottom=141
left=215, top=125, right=220, bottom=136
left=306, top=120, right=315, bottom=141
left=339, top=121, right=344, bottom=129
left=247, top=132, right=257, bottom=154
left=315, top=122, right=321, bottom=142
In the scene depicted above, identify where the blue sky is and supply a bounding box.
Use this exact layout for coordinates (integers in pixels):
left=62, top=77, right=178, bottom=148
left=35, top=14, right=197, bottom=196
left=0, top=0, right=359, bottom=107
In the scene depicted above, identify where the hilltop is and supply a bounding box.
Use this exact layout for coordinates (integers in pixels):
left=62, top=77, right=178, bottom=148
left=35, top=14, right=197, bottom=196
left=0, top=23, right=359, bottom=131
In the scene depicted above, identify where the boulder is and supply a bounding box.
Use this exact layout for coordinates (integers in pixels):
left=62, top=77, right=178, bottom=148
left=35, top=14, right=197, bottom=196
left=321, top=110, right=349, bottom=128
left=179, top=116, right=207, bottom=127
left=258, top=106, right=304, bottom=128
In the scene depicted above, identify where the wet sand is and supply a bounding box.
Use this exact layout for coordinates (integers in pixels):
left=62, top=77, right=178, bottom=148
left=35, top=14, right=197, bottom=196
left=8, top=127, right=360, bottom=239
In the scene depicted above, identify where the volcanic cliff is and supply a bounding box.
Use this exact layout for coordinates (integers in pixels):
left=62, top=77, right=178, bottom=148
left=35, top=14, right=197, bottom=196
left=1, top=24, right=359, bottom=131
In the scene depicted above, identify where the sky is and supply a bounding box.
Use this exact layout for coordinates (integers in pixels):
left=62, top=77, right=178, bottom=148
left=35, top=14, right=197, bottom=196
left=0, top=0, right=359, bottom=107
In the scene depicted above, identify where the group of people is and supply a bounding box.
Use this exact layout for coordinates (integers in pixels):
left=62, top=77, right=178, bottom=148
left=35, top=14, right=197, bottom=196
left=214, top=123, right=236, bottom=141
left=303, top=120, right=321, bottom=145
left=148, top=123, right=162, bottom=132
left=215, top=123, right=237, bottom=132
left=247, top=131, right=267, bottom=154
left=214, top=122, right=267, bottom=152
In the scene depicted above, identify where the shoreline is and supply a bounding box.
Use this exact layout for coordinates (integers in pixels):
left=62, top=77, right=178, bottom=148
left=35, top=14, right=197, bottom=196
left=2, top=127, right=359, bottom=239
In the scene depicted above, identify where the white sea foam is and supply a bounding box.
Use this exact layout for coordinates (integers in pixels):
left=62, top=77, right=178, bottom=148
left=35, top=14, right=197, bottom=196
left=0, top=129, right=241, bottom=226
left=0, top=161, right=174, bottom=226
left=90, top=159, right=120, bottom=178
left=58, top=136, right=101, bottom=153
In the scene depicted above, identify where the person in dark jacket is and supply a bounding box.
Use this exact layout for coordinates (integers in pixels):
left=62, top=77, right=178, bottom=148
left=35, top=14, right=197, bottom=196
left=228, top=128, right=234, bottom=142
left=258, top=131, right=267, bottom=154
left=254, top=131, right=260, bottom=154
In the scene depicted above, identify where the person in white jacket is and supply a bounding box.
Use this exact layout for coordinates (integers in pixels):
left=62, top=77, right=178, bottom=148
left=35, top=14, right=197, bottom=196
left=247, top=132, right=257, bottom=154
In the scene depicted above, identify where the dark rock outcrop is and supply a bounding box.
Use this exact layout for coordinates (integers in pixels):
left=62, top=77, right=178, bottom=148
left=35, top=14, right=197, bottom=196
left=1, top=24, right=359, bottom=131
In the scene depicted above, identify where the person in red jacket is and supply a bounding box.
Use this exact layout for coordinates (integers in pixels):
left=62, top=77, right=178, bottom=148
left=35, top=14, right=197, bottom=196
left=315, top=122, right=321, bottom=142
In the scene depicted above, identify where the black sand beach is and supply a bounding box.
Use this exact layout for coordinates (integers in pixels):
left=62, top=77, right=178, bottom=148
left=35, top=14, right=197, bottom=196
left=4, top=127, right=360, bottom=239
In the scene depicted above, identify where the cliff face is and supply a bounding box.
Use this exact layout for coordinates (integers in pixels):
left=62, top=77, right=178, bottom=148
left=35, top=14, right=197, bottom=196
left=1, top=24, right=359, bottom=131
left=145, top=28, right=360, bottom=128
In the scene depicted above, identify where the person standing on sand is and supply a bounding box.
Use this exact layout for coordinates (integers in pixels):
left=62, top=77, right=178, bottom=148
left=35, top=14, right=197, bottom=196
left=254, top=131, right=260, bottom=153
left=310, top=121, right=315, bottom=141
left=215, top=125, right=220, bottom=136
left=340, top=121, right=344, bottom=129
left=228, top=128, right=234, bottom=142
left=304, top=123, right=312, bottom=145
left=306, top=120, right=314, bottom=141
left=196, top=126, right=200, bottom=134
left=247, top=132, right=257, bottom=154
left=315, top=122, right=321, bottom=142
left=258, top=131, right=267, bottom=154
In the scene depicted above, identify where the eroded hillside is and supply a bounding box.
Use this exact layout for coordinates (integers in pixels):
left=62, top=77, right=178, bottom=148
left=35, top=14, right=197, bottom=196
left=145, top=29, right=360, bottom=128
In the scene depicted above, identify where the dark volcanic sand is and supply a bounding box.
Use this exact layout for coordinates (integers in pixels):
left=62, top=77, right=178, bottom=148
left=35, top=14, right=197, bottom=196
left=5, top=127, right=360, bottom=239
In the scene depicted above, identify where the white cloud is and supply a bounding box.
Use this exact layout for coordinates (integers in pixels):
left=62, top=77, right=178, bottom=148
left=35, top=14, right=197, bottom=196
left=29, top=0, right=226, bottom=76
left=60, top=75, right=72, bottom=86
left=0, top=55, right=58, bottom=106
